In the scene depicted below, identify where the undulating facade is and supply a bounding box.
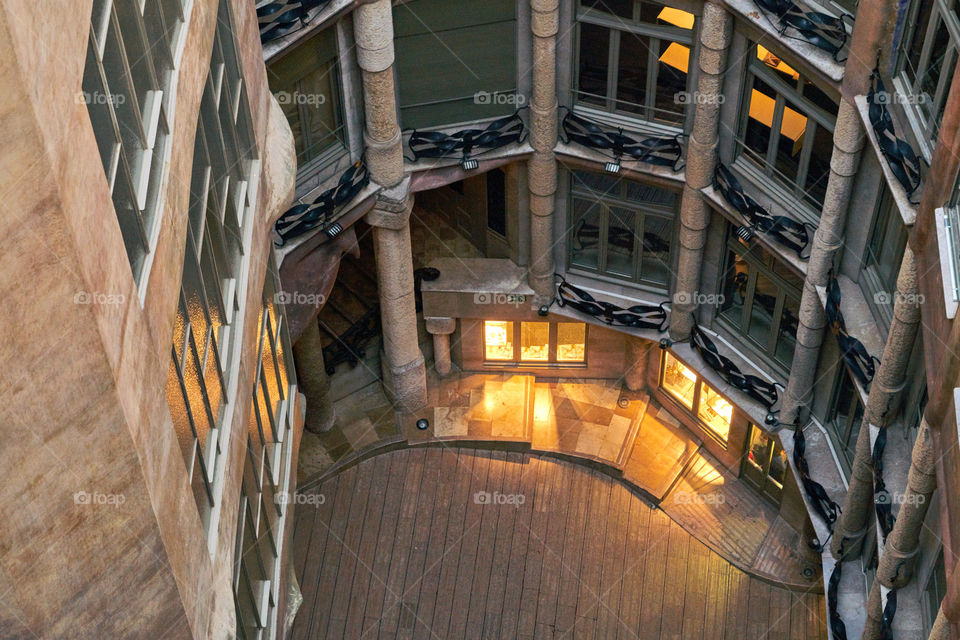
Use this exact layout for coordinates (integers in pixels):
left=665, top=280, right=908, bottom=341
left=3, top=0, right=960, bottom=638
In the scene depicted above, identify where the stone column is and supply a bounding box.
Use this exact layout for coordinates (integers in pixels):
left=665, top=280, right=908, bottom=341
left=927, top=605, right=951, bottom=640
left=876, top=419, right=937, bottom=587
left=365, top=180, right=428, bottom=412
left=354, top=0, right=403, bottom=187
left=426, top=317, right=456, bottom=377
left=862, top=579, right=884, bottom=640
left=624, top=336, right=652, bottom=391
left=832, top=247, right=921, bottom=559
left=527, top=0, right=559, bottom=297
left=780, top=97, right=864, bottom=425
left=669, top=1, right=731, bottom=340
left=293, top=320, right=337, bottom=433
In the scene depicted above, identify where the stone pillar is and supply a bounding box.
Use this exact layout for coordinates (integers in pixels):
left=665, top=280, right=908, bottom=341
left=669, top=1, right=731, bottom=340
left=353, top=0, right=403, bottom=187
left=876, top=419, right=937, bottom=587
left=426, top=317, right=456, bottom=377
left=293, top=320, right=337, bottom=433
left=862, top=579, right=884, bottom=640
left=832, top=247, right=921, bottom=559
left=624, top=336, right=652, bottom=392
left=527, top=0, right=559, bottom=297
left=780, top=97, right=864, bottom=425
left=365, top=179, right=428, bottom=412
left=927, top=605, right=951, bottom=640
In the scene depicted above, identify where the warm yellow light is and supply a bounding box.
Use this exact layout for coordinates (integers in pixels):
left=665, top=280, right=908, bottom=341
left=756, top=45, right=799, bottom=80
left=678, top=362, right=697, bottom=382
left=658, top=7, right=695, bottom=29
left=748, top=89, right=808, bottom=150
left=485, top=322, right=508, bottom=346
left=658, top=42, right=690, bottom=74
left=698, top=384, right=732, bottom=441
left=484, top=321, right=514, bottom=360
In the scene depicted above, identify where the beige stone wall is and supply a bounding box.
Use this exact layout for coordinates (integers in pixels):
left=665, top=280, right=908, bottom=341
left=0, top=1, right=296, bottom=637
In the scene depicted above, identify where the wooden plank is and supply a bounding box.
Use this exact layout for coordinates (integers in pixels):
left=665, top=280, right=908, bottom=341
left=308, top=466, right=357, bottom=638
left=660, top=520, right=691, bottom=639
left=428, top=449, right=477, bottom=638
left=701, top=552, right=727, bottom=638
left=290, top=476, right=337, bottom=640
left=789, top=587, right=807, bottom=640
left=342, top=454, right=392, bottom=639
left=481, top=450, right=524, bottom=640
left=466, top=450, right=508, bottom=638
left=517, top=456, right=555, bottom=637
left=412, top=447, right=460, bottom=640
left=534, top=461, right=576, bottom=636
left=679, top=539, right=710, bottom=640
left=574, top=467, right=611, bottom=640
left=806, top=593, right=825, bottom=640
left=396, top=447, right=444, bottom=640
left=379, top=448, right=428, bottom=639
left=746, top=579, right=771, bottom=640
left=616, top=489, right=651, bottom=640
left=555, top=464, right=590, bottom=636
left=499, top=454, right=541, bottom=639
left=766, top=588, right=791, bottom=640
left=595, top=483, right=630, bottom=640
left=447, top=450, right=493, bottom=638
left=634, top=507, right=669, bottom=639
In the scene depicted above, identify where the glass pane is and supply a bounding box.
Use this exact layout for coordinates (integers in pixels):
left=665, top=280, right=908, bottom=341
left=484, top=320, right=514, bottom=361
left=773, top=100, right=807, bottom=185
left=747, top=272, right=776, bottom=349
left=775, top=294, right=799, bottom=366
left=520, top=322, right=549, bottom=361
left=577, top=22, right=610, bottom=105
left=698, top=383, right=732, bottom=441
left=640, top=215, right=671, bottom=286
left=719, top=250, right=747, bottom=329
left=654, top=39, right=688, bottom=124
left=756, top=44, right=799, bottom=86
left=580, top=0, right=633, bottom=18
left=917, top=14, right=950, bottom=121
left=646, top=5, right=694, bottom=29
left=300, top=61, right=341, bottom=161
left=904, top=1, right=936, bottom=86
left=662, top=352, right=696, bottom=410
left=747, top=428, right=770, bottom=472
left=571, top=198, right=602, bottom=271
left=606, top=206, right=635, bottom=277
left=616, top=31, right=650, bottom=113
left=803, top=123, right=833, bottom=206
left=744, top=76, right=774, bottom=161
left=768, top=444, right=787, bottom=487
left=557, top=323, right=586, bottom=362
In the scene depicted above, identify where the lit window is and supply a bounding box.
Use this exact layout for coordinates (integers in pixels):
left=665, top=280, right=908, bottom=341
left=521, top=322, right=549, bottom=361
left=698, top=383, right=733, bottom=441
left=662, top=352, right=696, bottom=410
left=557, top=323, right=587, bottom=362
left=484, top=321, right=514, bottom=361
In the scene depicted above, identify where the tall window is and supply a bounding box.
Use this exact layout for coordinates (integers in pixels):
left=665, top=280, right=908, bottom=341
left=717, top=233, right=802, bottom=369
left=165, top=1, right=258, bottom=531
left=863, top=185, right=907, bottom=328
left=575, top=0, right=695, bottom=126
left=483, top=321, right=587, bottom=364
left=660, top=352, right=734, bottom=442
left=738, top=44, right=838, bottom=209
left=82, top=0, right=186, bottom=284
left=742, top=425, right=787, bottom=504
left=827, top=368, right=864, bottom=472
left=895, top=0, right=959, bottom=157
left=394, top=0, right=517, bottom=129
left=267, top=27, right=345, bottom=169
left=922, top=550, right=947, bottom=635
left=234, top=255, right=297, bottom=640
left=569, top=171, right=677, bottom=289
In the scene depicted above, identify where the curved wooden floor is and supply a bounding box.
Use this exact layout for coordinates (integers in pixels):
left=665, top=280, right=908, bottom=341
left=290, top=448, right=826, bottom=640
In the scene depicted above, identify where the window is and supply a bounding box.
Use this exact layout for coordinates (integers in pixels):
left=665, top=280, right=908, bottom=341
left=922, top=550, right=947, bottom=635
left=575, top=1, right=695, bottom=126
left=82, top=0, right=186, bottom=284
left=394, top=0, right=517, bottom=129
left=741, top=424, right=787, bottom=503
left=827, top=368, right=864, bottom=471
left=738, top=44, right=838, bottom=209
left=863, top=185, right=908, bottom=328
left=483, top=321, right=587, bottom=365
left=267, top=27, right=345, bottom=168
left=659, top=352, right=735, bottom=442
left=487, top=168, right=507, bottom=236
left=165, top=1, right=258, bottom=530
left=234, top=255, right=297, bottom=640
left=895, top=0, right=959, bottom=156
left=569, top=171, right=677, bottom=288
left=717, top=233, right=803, bottom=368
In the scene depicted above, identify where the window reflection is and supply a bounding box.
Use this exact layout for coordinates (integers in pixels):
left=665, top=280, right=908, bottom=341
left=520, top=322, right=549, bottom=361
left=698, top=383, right=733, bottom=441
left=662, top=352, right=696, bottom=410
left=484, top=320, right=514, bottom=361
left=557, top=323, right=586, bottom=362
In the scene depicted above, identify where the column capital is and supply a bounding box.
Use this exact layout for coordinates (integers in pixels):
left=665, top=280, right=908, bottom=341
left=354, top=0, right=395, bottom=72
left=365, top=177, right=413, bottom=229
left=425, top=316, right=456, bottom=335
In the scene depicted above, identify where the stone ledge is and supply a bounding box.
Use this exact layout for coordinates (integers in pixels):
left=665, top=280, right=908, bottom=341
left=262, top=0, right=356, bottom=63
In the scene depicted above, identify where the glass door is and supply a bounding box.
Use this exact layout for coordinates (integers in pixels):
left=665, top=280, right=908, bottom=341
left=742, top=424, right=786, bottom=504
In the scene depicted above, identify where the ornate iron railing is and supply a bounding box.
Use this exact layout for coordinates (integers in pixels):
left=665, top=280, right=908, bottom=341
left=274, top=160, right=369, bottom=247
left=713, top=163, right=815, bottom=259
left=559, top=107, right=685, bottom=172
left=753, top=0, right=852, bottom=62
left=322, top=304, right=380, bottom=375
left=405, top=110, right=527, bottom=169
left=793, top=426, right=841, bottom=530
left=556, top=279, right=669, bottom=331
left=256, top=0, right=331, bottom=45
left=827, top=562, right=848, bottom=640
left=873, top=428, right=896, bottom=541
left=868, top=67, right=922, bottom=200
left=825, top=271, right=880, bottom=386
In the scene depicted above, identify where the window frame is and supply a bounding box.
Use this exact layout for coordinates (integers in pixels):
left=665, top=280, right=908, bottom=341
left=741, top=423, right=787, bottom=504
left=659, top=350, right=734, bottom=444
left=573, top=0, right=695, bottom=127
left=861, top=184, right=908, bottom=330
left=826, top=367, right=865, bottom=474
left=482, top=320, right=588, bottom=366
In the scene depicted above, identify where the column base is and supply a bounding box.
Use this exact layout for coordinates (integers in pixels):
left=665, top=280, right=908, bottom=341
left=381, top=352, right=428, bottom=413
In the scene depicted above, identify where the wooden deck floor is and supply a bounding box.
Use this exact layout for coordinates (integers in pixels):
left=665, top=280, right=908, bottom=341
left=291, top=448, right=826, bottom=640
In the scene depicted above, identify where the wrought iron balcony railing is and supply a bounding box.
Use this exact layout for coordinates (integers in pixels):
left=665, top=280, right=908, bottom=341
left=867, top=68, right=923, bottom=201
left=825, top=271, right=880, bottom=387
left=274, top=160, right=369, bottom=246
left=256, top=0, right=331, bottom=45
left=559, top=107, right=685, bottom=172
left=404, top=110, right=527, bottom=170
left=753, top=0, right=853, bottom=62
